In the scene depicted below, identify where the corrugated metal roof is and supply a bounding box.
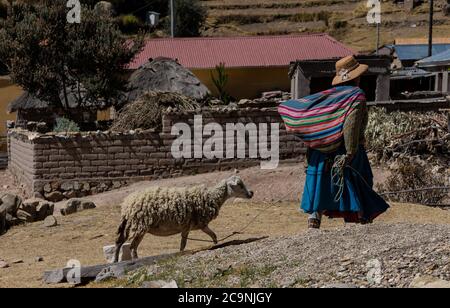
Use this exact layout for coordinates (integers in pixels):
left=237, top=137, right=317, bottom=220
left=129, top=34, right=355, bottom=70
left=395, top=44, right=450, bottom=61
left=416, top=49, right=450, bottom=67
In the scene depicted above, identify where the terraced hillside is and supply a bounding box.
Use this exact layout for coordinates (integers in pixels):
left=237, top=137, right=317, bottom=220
left=201, top=0, right=450, bottom=52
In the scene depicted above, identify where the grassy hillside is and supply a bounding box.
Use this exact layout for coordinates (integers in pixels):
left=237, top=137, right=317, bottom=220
left=201, top=0, right=450, bottom=52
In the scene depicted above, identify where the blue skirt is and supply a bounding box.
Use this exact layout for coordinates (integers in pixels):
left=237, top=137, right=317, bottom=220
left=301, top=146, right=389, bottom=223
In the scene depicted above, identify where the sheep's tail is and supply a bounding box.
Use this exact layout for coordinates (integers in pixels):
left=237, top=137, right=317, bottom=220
left=114, top=217, right=128, bottom=263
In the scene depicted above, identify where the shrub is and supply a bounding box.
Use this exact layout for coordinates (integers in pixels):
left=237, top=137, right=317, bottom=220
left=119, top=14, right=141, bottom=34
left=0, top=1, right=7, bottom=19
left=53, top=117, right=80, bottom=133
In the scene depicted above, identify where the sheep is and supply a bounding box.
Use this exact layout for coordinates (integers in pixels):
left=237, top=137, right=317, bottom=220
left=114, top=175, right=253, bottom=262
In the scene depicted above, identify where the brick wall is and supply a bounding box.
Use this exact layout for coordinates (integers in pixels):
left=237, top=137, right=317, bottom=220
left=8, top=107, right=305, bottom=200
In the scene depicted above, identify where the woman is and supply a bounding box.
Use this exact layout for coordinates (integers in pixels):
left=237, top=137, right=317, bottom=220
left=279, top=56, right=389, bottom=229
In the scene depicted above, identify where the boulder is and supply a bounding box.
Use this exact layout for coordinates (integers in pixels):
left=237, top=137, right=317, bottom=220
left=103, top=243, right=132, bottom=263
left=0, top=193, right=22, bottom=216
left=43, top=215, right=58, bottom=228
left=44, top=191, right=64, bottom=202
left=18, top=198, right=54, bottom=222
left=0, top=260, right=9, bottom=269
left=60, top=198, right=96, bottom=216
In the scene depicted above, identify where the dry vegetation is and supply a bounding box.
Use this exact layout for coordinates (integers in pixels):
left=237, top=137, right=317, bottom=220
left=200, top=0, right=450, bottom=52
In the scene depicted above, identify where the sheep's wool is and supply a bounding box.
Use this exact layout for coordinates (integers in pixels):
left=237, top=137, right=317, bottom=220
left=121, top=182, right=228, bottom=236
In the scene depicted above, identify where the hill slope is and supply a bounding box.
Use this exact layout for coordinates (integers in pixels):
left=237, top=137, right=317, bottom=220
left=201, top=0, right=450, bottom=52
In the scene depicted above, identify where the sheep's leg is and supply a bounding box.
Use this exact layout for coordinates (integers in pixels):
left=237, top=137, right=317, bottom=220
left=180, top=230, right=189, bottom=252
left=129, top=233, right=145, bottom=260
left=202, top=226, right=218, bottom=244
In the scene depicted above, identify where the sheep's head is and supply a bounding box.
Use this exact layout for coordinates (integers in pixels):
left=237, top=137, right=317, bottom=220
left=224, top=176, right=254, bottom=199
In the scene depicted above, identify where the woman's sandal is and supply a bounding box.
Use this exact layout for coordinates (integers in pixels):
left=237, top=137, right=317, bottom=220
left=308, top=218, right=321, bottom=229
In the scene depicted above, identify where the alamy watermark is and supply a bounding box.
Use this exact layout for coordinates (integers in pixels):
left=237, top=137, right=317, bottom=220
left=171, top=115, right=280, bottom=170
left=66, top=0, right=81, bottom=24
left=367, top=0, right=381, bottom=24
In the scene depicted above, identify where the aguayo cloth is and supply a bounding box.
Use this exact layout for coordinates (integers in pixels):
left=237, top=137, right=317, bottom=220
left=278, top=86, right=366, bottom=152
left=301, top=145, right=389, bottom=223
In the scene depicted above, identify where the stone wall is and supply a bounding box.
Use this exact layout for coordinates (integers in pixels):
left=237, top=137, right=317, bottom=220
left=8, top=107, right=305, bottom=201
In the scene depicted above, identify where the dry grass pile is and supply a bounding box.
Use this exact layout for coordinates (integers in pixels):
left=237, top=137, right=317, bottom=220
left=366, top=108, right=449, bottom=159
left=377, top=159, right=449, bottom=206
left=111, top=91, right=199, bottom=132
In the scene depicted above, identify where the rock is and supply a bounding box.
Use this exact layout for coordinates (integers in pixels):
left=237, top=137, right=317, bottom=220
left=35, top=256, right=44, bottom=262
left=18, top=198, right=54, bottom=222
left=141, top=280, right=178, bottom=288
left=60, top=199, right=96, bottom=216
left=95, top=265, right=126, bottom=282
left=33, top=192, right=45, bottom=199
left=0, top=193, right=22, bottom=216
left=0, top=207, right=6, bottom=235
left=36, top=201, right=54, bottom=221
left=44, top=191, right=64, bottom=202
left=5, top=213, right=21, bottom=226
left=43, top=183, right=52, bottom=193
left=82, top=182, right=90, bottom=192
left=63, top=191, right=78, bottom=199
left=0, top=260, right=9, bottom=269
left=103, top=243, right=132, bottom=263
left=11, top=259, right=23, bottom=264
left=60, top=182, right=74, bottom=191
left=43, top=215, right=57, bottom=228
left=16, top=209, right=34, bottom=223
left=410, top=275, right=450, bottom=288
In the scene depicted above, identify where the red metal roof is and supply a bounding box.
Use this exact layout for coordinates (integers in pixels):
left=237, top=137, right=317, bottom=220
left=129, top=34, right=355, bottom=70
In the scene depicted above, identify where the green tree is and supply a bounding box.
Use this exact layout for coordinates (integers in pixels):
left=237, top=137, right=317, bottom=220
left=174, top=0, right=206, bottom=37
left=0, top=0, right=143, bottom=113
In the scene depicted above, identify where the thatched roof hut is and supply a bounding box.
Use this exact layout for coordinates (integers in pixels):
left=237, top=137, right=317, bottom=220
left=7, top=92, right=51, bottom=113
left=8, top=90, right=101, bottom=128
left=125, top=57, right=210, bottom=104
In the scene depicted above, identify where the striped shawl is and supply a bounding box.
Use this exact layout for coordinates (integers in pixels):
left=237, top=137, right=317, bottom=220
left=278, top=86, right=366, bottom=153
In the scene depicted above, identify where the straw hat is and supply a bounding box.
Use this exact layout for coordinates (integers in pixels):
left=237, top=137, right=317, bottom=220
left=332, top=55, right=368, bottom=86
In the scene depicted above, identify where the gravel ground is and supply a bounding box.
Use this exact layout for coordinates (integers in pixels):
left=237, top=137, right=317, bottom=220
left=127, top=223, right=450, bottom=288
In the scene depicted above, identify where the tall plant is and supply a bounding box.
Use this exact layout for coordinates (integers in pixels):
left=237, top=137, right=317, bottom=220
left=211, top=62, right=231, bottom=104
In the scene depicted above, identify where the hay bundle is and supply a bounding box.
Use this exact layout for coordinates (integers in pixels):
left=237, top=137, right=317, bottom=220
left=366, top=108, right=449, bottom=158
left=111, top=91, right=199, bottom=131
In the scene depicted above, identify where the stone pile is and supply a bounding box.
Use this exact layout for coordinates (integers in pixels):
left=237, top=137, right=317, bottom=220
left=0, top=193, right=55, bottom=235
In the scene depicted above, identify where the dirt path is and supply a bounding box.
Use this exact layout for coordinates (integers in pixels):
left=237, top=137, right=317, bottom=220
left=1, top=163, right=447, bottom=288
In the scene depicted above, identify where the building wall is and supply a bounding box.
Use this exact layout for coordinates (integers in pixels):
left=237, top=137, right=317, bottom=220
left=192, top=67, right=290, bottom=100
left=8, top=107, right=305, bottom=200
left=0, top=78, right=21, bottom=152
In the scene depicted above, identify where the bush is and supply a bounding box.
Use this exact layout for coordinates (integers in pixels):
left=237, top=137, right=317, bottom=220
left=53, top=117, right=80, bottom=133
left=173, top=0, right=207, bottom=37
left=0, top=1, right=7, bottom=19
left=119, top=14, right=141, bottom=34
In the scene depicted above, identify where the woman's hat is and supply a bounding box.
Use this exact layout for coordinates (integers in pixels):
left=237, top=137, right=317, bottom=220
left=332, top=55, right=368, bottom=86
